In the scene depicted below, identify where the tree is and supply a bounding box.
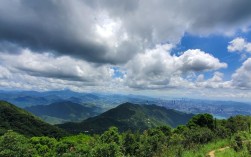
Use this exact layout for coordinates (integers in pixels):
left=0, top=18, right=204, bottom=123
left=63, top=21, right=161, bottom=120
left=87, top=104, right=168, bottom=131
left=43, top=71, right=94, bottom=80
left=183, top=127, right=214, bottom=147
left=156, top=126, right=172, bottom=137
left=226, top=115, right=250, bottom=133
left=30, top=136, right=57, bottom=157
left=187, top=114, right=214, bottom=130
left=92, top=127, right=123, bottom=156
left=0, top=130, right=34, bottom=157
left=100, top=127, right=121, bottom=144
left=138, top=128, right=167, bottom=157
left=92, top=142, right=123, bottom=157
left=122, top=131, right=139, bottom=156
left=246, top=142, right=251, bottom=155
left=232, top=135, right=243, bottom=152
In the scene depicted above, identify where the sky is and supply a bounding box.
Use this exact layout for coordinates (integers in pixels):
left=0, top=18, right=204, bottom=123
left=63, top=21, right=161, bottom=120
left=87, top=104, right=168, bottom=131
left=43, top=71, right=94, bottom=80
left=0, top=0, right=251, bottom=101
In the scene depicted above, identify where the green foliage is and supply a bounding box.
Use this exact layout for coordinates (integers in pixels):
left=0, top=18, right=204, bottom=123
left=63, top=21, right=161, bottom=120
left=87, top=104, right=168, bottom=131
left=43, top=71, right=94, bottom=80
left=246, top=142, right=251, bottom=155
left=30, top=136, right=57, bottom=156
left=226, top=115, right=251, bottom=133
left=187, top=113, right=214, bottom=129
left=58, top=102, right=194, bottom=134
left=100, top=127, right=121, bottom=144
left=156, top=125, right=172, bottom=137
left=214, top=125, right=231, bottom=139
left=0, top=131, right=34, bottom=157
left=92, top=142, right=122, bottom=157
left=1, top=102, right=251, bottom=157
left=182, top=139, right=231, bottom=157
left=122, top=131, right=140, bottom=156
left=183, top=127, right=214, bottom=148
left=231, top=134, right=243, bottom=152
left=0, top=101, right=66, bottom=137
left=25, top=101, right=99, bottom=124
left=56, top=134, right=93, bottom=156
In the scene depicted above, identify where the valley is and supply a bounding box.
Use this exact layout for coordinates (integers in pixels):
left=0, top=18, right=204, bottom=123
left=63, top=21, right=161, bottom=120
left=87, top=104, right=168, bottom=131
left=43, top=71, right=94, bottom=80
left=1, top=90, right=250, bottom=123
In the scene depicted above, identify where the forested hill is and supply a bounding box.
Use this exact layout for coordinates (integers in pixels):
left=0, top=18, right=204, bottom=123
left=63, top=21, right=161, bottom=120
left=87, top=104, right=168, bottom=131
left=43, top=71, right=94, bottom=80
left=58, top=102, right=194, bottom=134
left=25, top=101, right=100, bottom=124
left=0, top=101, right=66, bottom=137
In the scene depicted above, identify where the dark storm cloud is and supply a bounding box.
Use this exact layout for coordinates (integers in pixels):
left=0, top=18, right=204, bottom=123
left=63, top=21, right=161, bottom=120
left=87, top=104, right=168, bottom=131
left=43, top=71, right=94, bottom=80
left=85, top=0, right=139, bottom=14
left=0, top=42, right=22, bottom=54
left=0, top=0, right=251, bottom=65
left=0, top=0, right=138, bottom=64
left=0, top=0, right=112, bottom=63
left=183, top=0, right=251, bottom=32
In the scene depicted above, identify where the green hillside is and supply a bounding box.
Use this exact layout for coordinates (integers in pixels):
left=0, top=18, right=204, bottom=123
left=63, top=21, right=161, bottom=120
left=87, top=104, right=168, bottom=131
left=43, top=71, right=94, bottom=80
left=58, top=102, right=194, bottom=134
left=25, top=101, right=100, bottom=124
left=1, top=102, right=251, bottom=157
left=0, top=101, right=66, bottom=137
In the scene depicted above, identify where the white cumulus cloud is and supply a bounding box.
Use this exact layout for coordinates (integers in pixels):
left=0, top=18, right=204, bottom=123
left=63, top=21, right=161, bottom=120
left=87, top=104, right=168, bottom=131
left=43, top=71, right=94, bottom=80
left=0, top=49, right=115, bottom=88
left=231, top=58, right=251, bottom=89
left=124, top=44, right=227, bottom=89
left=228, top=37, right=251, bottom=53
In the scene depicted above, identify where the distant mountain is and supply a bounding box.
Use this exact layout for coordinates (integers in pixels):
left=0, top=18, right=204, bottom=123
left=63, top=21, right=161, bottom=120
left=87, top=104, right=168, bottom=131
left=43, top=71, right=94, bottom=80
left=25, top=101, right=101, bottom=124
left=0, top=101, right=66, bottom=137
left=0, top=90, right=63, bottom=107
left=2, top=90, right=249, bottom=119
left=0, top=90, right=157, bottom=108
left=58, top=102, right=194, bottom=134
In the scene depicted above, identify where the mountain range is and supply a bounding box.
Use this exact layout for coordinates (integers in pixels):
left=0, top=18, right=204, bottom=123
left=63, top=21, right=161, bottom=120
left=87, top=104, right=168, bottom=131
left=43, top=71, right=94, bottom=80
left=1, top=90, right=251, bottom=119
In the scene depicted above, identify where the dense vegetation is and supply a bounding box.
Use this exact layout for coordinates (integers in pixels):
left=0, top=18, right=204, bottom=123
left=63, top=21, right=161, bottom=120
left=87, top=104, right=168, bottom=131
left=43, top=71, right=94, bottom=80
left=25, top=101, right=100, bottom=124
left=58, top=102, right=194, bottom=134
left=1, top=113, right=251, bottom=156
left=1, top=100, right=251, bottom=156
left=0, top=101, right=66, bottom=138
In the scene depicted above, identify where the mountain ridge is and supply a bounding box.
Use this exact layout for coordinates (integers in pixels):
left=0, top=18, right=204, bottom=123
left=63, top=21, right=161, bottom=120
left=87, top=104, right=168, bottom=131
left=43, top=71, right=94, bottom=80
left=58, top=102, right=194, bottom=134
left=0, top=100, right=66, bottom=137
left=24, top=101, right=100, bottom=124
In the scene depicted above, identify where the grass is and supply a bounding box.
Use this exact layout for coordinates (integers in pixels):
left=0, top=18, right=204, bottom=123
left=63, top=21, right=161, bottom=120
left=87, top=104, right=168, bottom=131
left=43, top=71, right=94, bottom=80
left=182, top=139, right=230, bottom=157
left=183, top=131, right=251, bottom=157
left=215, top=147, right=249, bottom=157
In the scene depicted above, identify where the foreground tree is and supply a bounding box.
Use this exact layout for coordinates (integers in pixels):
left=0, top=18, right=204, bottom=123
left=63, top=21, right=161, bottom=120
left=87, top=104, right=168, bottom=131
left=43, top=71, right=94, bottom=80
left=0, top=130, right=33, bottom=157
left=187, top=113, right=214, bottom=130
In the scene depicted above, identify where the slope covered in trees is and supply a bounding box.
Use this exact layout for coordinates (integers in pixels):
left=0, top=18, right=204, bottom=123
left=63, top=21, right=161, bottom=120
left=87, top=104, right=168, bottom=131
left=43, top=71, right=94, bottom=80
left=58, top=102, right=194, bottom=134
left=25, top=101, right=100, bottom=124
left=1, top=100, right=251, bottom=156
left=1, top=112, right=251, bottom=156
left=0, top=101, right=66, bottom=137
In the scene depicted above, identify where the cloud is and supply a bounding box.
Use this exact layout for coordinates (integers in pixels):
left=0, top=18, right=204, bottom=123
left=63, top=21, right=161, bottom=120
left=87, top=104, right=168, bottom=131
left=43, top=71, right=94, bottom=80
left=0, top=42, right=250, bottom=101
left=177, top=49, right=227, bottom=72
left=0, top=44, right=228, bottom=91
left=0, top=0, right=251, bottom=100
left=195, top=72, right=231, bottom=89
left=228, top=37, right=251, bottom=53
left=0, top=49, right=126, bottom=92
left=124, top=44, right=227, bottom=89
left=0, top=49, right=114, bottom=84
left=0, top=0, right=139, bottom=64
left=183, top=0, right=251, bottom=35
left=0, top=0, right=251, bottom=64
left=231, top=58, right=251, bottom=89
left=0, top=65, right=11, bottom=79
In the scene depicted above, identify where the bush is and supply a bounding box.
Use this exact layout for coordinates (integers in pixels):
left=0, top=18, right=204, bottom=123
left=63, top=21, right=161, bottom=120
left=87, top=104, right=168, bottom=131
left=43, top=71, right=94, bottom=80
left=231, top=135, right=243, bottom=152
left=0, top=130, right=34, bottom=157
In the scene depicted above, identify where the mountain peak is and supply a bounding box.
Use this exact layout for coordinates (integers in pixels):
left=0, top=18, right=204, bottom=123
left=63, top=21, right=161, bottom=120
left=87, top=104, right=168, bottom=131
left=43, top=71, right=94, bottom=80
left=58, top=102, right=194, bottom=134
